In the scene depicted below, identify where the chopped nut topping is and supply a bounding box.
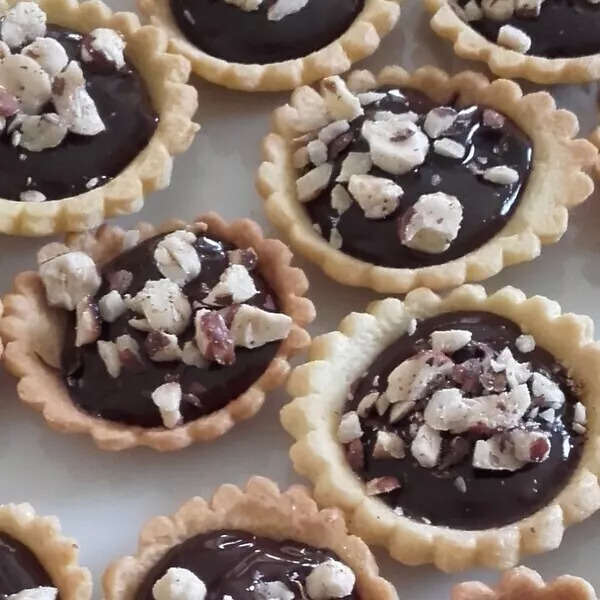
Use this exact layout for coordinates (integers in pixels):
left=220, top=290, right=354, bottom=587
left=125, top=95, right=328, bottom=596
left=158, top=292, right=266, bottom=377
left=372, top=430, right=405, bottom=459
left=305, top=560, right=356, bottom=600
left=19, top=113, right=67, bottom=152
left=335, top=152, right=372, bottom=183
left=491, top=347, right=531, bottom=388
left=154, top=230, right=201, bottom=286
left=357, top=91, right=387, bottom=105
left=229, top=304, right=292, bottom=349
left=97, top=340, right=121, bottom=378
left=376, top=392, right=391, bottom=416
left=227, top=247, right=258, bottom=270
left=194, top=309, right=235, bottom=365
left=1, top=2, right=46, bottom=48
left=423, top=106, right=457, bottom=139
left=483, top=165, right=520, bottom=185
left=267, top=0, right=308, bottom=20
left=253, top=581, right=294, bottom=600
left=22, top=37, right=68, bottom=77
left=151, top=382, right=183, bottom=429
left=365, top=476, right=402, bottom=496
left=317, top=119, right=350, bottom=144
left=321, top=76, right=364, bottom=121
left=430, top=329, right=472, bottom=353
left=574, top=401, right=587, bottom=427
left=81, top=28, right=126, bottom=69
left=0, top=54, right=51, bottom=114
left=38, top=250, right=101, bottom=310
left=497, top=24, right=531, bottom=53
left=356, top=391, right=379, bottom=417
left=454, top=476, right=467, bottom=493
left=337, top=411, right=362, bottom=443
left=8, top=588, right=58, bottom=600
left=115, top=334, right=144, bottom=371
left=152, top=567, right=207, bottom=600
left=307, top=139, right=328, bottom=166
left=473, top=435, right=523, bottom=471
left=145, top=331, right=182, bottom=362
left=531, top=372, right=565, bottom=409
left=515, top=334, right=535, bottom=353
left=481, top=0, right=515, bottom=19
left=98, top=290, right=126, bottom=322
left=330, top=184, right=353, bottom=215
left=433, top=137, right=466, bottom=159
left=398, top=192, right=463, bottom=254
left=511, top=429, right=551, bottom=462
left=75, top=296, right=100, bottom=347
left=296, top=163, right=333, bottom=203
left=19, top=190, right=46, bottom=202
left=204, top=264, right=258, bottom=305
left=482, top=109, right=506, bottom=129
left=329, top=227, right=343, bottom=249
left=463, top=0, right=483, bottom=19
left=347, top=174, right=403, bottom=219
left=181, top=341, right=206, bottom=368
left=411, top=424, right=442, bottom=468
left=515, top=0, right=542, bottom=16
left=345, top=438, right=364, bottom=470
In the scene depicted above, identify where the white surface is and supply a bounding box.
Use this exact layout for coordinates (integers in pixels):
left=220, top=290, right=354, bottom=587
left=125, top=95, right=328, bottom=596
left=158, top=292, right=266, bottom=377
left=0, top=1, right=599, bottom=598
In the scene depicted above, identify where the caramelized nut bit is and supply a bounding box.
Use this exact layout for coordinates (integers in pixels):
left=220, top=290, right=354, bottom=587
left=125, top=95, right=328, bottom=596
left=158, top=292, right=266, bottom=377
left=348, top=174, right=403, bottom=219
left=515, top=334, right=535, bottom=353
left=115, top=334, right=144, bottom=371
left=154, top=230, right=201, bottom=286
left=430, top=329, right=472, bottom=353
left=511, top=429, right=551, bottom=463
left=335, top=152, right=372, bottom=183
left=483, top=165, right=520, bottom=185
left=306, top=561, right=355, bottom=600
left=1, top=2, right=46, bottom=48
left=81, top=28, right=126, bottom=69
left=204, top=264, right=258, bottom=305
left=145, top=331, right=182, bottom=362
left=372, top=431, right=405, bottom=459
left=345, top=438, right=364, bottom=470
left=194, top=309, right=235, bottom=365
left=267, top=0, right=308, bottom=21
left=411, top=424, right=442, bottom=468
left=229, top=304, right=292, bottom=349
left=497, top=24, right=531, bottom=53
left=75, top=296, right=100, bottom=347
left=152, top=567, right=207, bottom=600
left=0, top=87, right=19, bottom=118
left=337, top=411, right=362, bottom=443
left=321, top=75, right=364, bottom=121
left=328, top=130, right=355, bottom=160
left=98, top=290, right=126, bottom=323
left=365, top=476, right=401, bottom=496
left=227, top=247, right=258, bottom=270
left=423, top=106, right=457, bottom=138
left=97, top=340, right=121, bottom=378
left=398, top=192, right=463, bottom=254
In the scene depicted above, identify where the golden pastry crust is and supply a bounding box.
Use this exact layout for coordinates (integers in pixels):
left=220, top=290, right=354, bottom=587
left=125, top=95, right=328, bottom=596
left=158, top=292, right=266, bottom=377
left=137, top=0, right=401, bottom=92
left=102, top=476, right=398, bottom=600
left=452, top=566, right=598, bottom=600
left=0, top=213, right=315, bottom=451
left=281, top=284, right=600, bottom=571
left=423, top=0, right=600, bottom=85
left=0, top=503, right=92, bottom=600
left=0, top=0, right=199, bottom=237
left=257, top=66, right=597, bottom=293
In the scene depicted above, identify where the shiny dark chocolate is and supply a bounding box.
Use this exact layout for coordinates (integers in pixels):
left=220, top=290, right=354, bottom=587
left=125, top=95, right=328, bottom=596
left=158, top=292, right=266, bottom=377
left=62, top=232, right=280, bottom=428
left=306, top=88, right=532, bottom=269
left=345, top=311, right=583, bottom=530
left=0, top=25, right=158, bottom=201
left=462, top=0, right=600, bottom=59
left=169, top=0, right=364, bottom=64
left=0, top=533, right=54, bottom=596
left=133, top=530, right=358, bottom=600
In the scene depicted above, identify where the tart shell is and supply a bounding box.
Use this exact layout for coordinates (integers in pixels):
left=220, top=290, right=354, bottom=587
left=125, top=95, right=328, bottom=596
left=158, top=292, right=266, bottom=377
left=591, top=127, right=600, bottom=180
left=0, top=0, right=199, bottom=237
left=257, top=66, right=597, bottom=293
left=451, top=566, right=598, bottom=600
left=0, top=503, right=92, bottom=600
left=102, top=476, right=398, bottom=600
left=137, top=0, right=401, bottom=92
left=422, top=0, right=600, bottom=85
left=0, top=213, right=315, bottom=451
left=281, top=284, right=600, bottom=571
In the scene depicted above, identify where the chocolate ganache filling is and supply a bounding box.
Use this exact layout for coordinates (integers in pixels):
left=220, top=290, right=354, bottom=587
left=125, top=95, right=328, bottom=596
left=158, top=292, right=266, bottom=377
left=0, top=25, right=158, bottom=201
left=0, top=533, right=54, bottom=597
left=302, top=87, right=532, bottom=269
left=342, top=311, right=584, bottom=530
left=62, top=231, right=281, bottom=428
left=169, top=0, right=364, bottom=64
left=458, top=0, right=600, bottom=59
left=134, top=530, right=359, bottom=600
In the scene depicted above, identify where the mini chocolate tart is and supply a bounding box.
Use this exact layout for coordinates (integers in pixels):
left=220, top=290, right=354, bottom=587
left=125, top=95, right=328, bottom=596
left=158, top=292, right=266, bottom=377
left=423, top=0, right=600, bottom=84
left=102, top=477, right=398, bottom=600
left=452, top=566, right=598, bottom=600
left=281, top=285, right=600, bottom=571
left=0, top=503, right=91, bottom=600
left=0, top=214, right=314, bottom=450
left=0, top=0, right=199, bottom=236
left=138, top=0, right=401, bottom=91
left=257, top=67, right=597, bottom=293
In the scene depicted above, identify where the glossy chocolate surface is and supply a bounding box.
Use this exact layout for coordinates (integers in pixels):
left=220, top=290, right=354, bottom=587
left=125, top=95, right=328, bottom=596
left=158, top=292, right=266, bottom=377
left=62, top=232, right=280, bottom=428
left=306, top=88, right=532, bottom=269
left=133, top=530, right=359, bottom=600
left=0, top=25, right=158, bottom=201
left=462, top=0, right=600, bottom=59
left=0, top=533, right=54, bottom=596
left=170, top=0, right=364, bottom=64
left=345, top=311, right=584, bottom=530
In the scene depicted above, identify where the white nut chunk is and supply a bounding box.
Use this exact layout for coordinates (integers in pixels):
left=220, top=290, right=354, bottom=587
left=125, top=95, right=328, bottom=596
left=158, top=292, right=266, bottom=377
left=151, top=382, right=183, bottom=429
left=127, top=278, right=192, bottom=335
left=229, top=305, right=292, bottom=349
left=399, top=192, right=463, bottom=254
left=433, top=137, right=466, bottom=159
left=473, top=435, right=525, bottom=471
left=0, top=54, right=51, bottom=114
left=347, top=174, right=403, bottom=219
left=98, top=290, right=126, bottom=322
left=337, top=411, right=362, bottom=443
left=8, top=588, right=58, bottom=600
left=296, top=163, right=333, bottom=203
left=483, top=165, right=520, bottom=185
left=204, top=264, right=258, bottom=305
left=362, top=117, right=429, bottom=175
left=330, top=184, right=353, bottom=215
left=497, top=25, right=532, bottom=53
left=515, top=334, right=535, bottom=353
left=18, top=113, right=67, bottom=152
left=321, top=76, right=364, bottom=121
left=430, top=329, right=472, bottom=353
left=335, top=152, right=372, bottom=183
left=305, top=560, right=356, bottom=600
left=423, top=106, right=457, bottom=138
left=411, top=424, right=442, bottom=468
left=81, top=28, right=126, bottom=69
left=22, top=37, right=68, bottom=77
left=38, top=250, right=101, bottom=310
left=531, top=372, right=565, bottom=409
left=152, top=567, right=207, bottom=600
left=253, top=581, right=294, bottom=600
left=154, top=230, right=201, bottom=286
left=223, top=0, right=263, bottom=10
left=481, top=0, right=515, bottom=19
left=1, top=2, right=46, bottom=48
left=268, top=0, right=309, bottom=21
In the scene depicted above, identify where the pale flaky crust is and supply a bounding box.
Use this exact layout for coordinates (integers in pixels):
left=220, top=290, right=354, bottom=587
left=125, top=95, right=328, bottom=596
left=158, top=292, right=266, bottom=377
left=423, top=0, right=600, bottom=85
left=281, top=285, right=600, bottom=571
left=452, top=567, right=598, bottom=600
left=0, top=0, right=199, bottom=237
left=257, top=66, right=597, bottom=293
left=0, top=213, right=315, bottom=451
left=0, top=503, right=92, bottom=600
left=137, top=0, right=401, bottom=92
left=102, top=476, right=398, bottom=600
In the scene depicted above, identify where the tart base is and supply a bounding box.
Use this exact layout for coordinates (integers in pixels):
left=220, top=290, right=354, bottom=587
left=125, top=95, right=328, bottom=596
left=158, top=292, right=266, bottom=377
left=0, top=0, right=199, bottom=236
left=102, top=476, right=398, bottom=600
left=0, top=213, right=315, bottom=451
left=281, top=284, right=600, bottom=571
left=0, top=503, right=91, bottom=600
left=137, top=0, right=401, bottom=91
left=257, top=66, right=597, bottom=293
left=422, top=0, right=600, bottom=84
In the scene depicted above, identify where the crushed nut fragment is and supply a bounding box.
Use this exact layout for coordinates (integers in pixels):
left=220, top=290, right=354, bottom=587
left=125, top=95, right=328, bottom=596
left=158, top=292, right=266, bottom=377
left=347, top=174, right=403, bottom=219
